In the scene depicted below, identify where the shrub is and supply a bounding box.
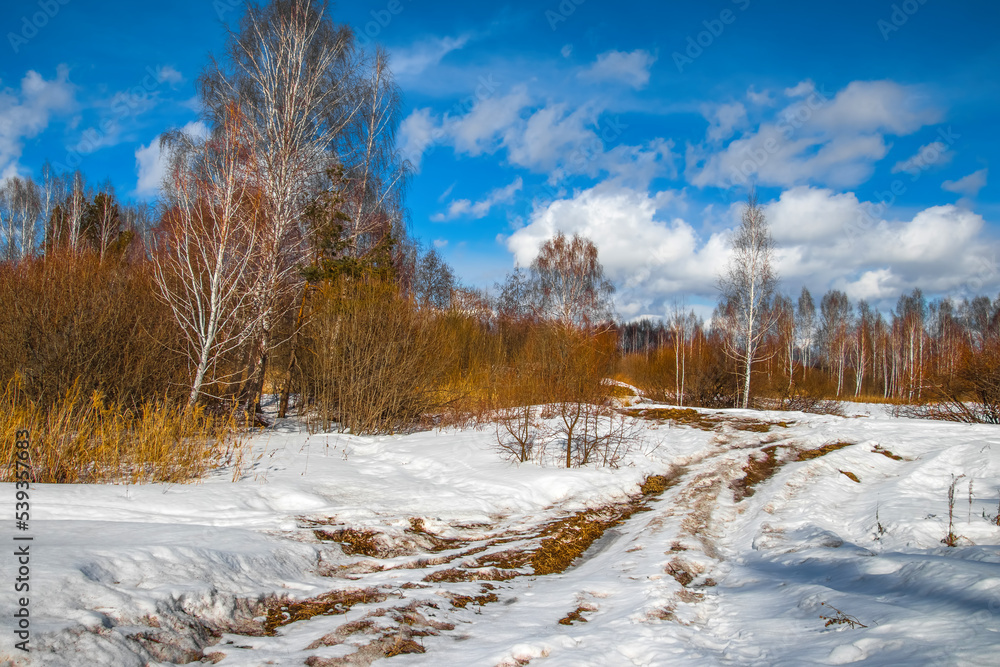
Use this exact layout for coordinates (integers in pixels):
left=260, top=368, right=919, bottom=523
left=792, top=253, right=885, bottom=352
left=299, top=277, right=453, bottom=434
left=0, top=252, right=186, bottom=408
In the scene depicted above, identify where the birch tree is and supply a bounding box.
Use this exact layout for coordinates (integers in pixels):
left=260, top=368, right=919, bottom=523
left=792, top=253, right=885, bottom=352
left=718, top=190, right=779, bottom=409
left=153, top=113, right=263, bottom=406
left=0, top=177, right=42, bottom=261
left=527, top=231, right=615, bottom=329
left=796, top=286, right=815, bottom=378
left=199, top=0, right=362, bottom=412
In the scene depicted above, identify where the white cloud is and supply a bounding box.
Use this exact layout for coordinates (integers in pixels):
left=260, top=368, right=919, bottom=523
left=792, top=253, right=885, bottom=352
left=506, top=183, right=726, bottom=318
left=784, top=80, right=816, bottom=98
left=505, top=183, right=999, bottom=317
left=809, top=80, right=940, bottom=135
left=702, top=102, right=747, bottom=143
left=433, top=238, right=449, bottom=249
left=0, top=65, right=76, bottom=179
left=432, top=177, right=523, bottom=221
left=133, top=121, right=208, bottom=197
left=560, top=44, right=573, bottom=58
left=687, top=80, right=942, bottom=189
left=942, top=168, right=988, bottom=197
left=391, top=35, right=471, bottom=80
left=398, top=107, right=438, bottom=169
left=449, top=87, right=532, bottom=156
left=155, top=65, right=184, bottom=85
left=578, top=49, right=657, bottom=89
left=746, top=85, right=775, bottom=106
left=399, top=88, right=674, bottom=185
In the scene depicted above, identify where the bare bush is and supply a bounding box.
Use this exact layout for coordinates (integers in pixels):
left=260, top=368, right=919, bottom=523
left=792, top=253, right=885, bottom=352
left=895, top=345, right=1000, bottom=424
left=0, top=252, right=185, bottom=408
left=299, top=277, right=450, bottom=434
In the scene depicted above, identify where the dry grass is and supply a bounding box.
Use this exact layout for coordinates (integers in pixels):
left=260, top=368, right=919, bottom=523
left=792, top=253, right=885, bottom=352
left=423, top=567, right=517, bottom=583
left=314, top=529, right=389, bottom=558
left=450, top=584, right=500, bottom=609
left=530, top=473, right=675, bottom=575
left=0, top=381, right=243, bottom=484
left=872, top=445, right=903, bottom=461
left=624, top=407, right=788, bottom=433
left=557, top=605, right=595, bottom=625
left=839, top=470, right=861, bottom=483
left=733, top=441, right=856, bottom=500
left=795, top=441, right=854, bottom=461
left=265, top=588, right=387, bottom=635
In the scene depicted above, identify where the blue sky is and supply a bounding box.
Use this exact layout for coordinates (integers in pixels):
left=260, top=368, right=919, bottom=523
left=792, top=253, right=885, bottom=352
left=2, top=0, right=998, bottom=320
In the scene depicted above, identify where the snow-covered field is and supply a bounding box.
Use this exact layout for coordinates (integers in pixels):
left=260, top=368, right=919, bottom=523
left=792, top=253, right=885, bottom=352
left=4, top=402, right=1000, bottom=666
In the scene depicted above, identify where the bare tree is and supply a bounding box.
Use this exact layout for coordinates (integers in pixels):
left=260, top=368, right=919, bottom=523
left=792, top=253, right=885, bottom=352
left=718, top=189, right=779, bottom=409
left=819, top=289, right=852, bottom=396
left=0, top=176, right=42, bottom=262
left=153, top=114, right=263, bottom=406
left=339, top=46, right=409, bottom=257
left=774, top=294, right=796, bottom=394
left=527, top=231, right=615, bottom=329
left=199, top=0, right=365, bottom=412
left=795, top=286, right=815, bottom=379
left=669, top=300, right=696, bottom=406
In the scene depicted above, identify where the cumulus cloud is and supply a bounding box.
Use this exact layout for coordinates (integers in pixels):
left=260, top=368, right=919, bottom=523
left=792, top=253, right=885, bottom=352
left=942, top=168, right=988, bottom=197
left=432, top=177, right=523, bottom=221
left=506, top=183, right=727, bottom=318
left=505, top=183, right=998, bottom=319
left=133, top=120, right=208, bottom=197
left=687, top=80, right=942, bottom=190
left=0, top=65, right=76, bottom=180
left=578, top=49, right=657, bottom=89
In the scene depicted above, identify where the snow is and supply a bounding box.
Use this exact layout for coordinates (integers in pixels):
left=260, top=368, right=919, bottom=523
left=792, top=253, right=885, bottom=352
left=3, top=402, right=1000, bottom=666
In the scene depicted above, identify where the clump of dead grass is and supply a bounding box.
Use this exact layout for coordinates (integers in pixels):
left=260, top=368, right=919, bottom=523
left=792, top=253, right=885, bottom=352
left=624, top=407, right=789, bottom=433
left=0, top=380, right=243, bottom=484
left=265, top=588, right=387, bottom=635
left=557, top=604, right=596, bottom=625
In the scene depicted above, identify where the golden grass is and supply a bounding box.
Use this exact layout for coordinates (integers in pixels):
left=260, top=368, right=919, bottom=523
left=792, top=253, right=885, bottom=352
left=265, top=588, right=387, bottom=635
left=531, top=473, right=676, bottom=575
left=313, top=528, right=388, bottom=557
left=624, top=407, right=788, bottom=433
left=839, top=470, right=861, bottom=483
left=872, top=445, right=903, bottom=461
left=0, top=380, right=243, bottom=484
left=795, top=441, right=854, bottom=461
